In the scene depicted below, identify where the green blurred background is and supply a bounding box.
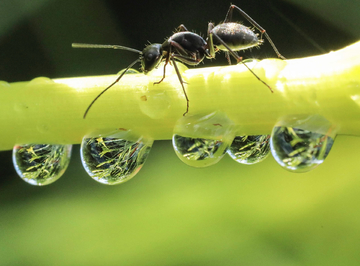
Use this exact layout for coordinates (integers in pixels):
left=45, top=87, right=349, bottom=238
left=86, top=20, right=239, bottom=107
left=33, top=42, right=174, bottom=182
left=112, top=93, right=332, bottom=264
left=1, top=0, right=360, bottom=265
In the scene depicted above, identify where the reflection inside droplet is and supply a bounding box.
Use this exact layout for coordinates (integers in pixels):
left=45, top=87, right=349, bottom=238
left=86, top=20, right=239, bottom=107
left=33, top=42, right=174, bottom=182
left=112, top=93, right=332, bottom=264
left=172, top=112, right=235, bottom=167
left=80, top=134, right=153, bottom=185
left=173, top=135, right=227, bottom=167
left=270, top=127, right=334, bottom=172
left=12, top=144, right=72, bottom=186
left=227, top=135, right=270, bottom=164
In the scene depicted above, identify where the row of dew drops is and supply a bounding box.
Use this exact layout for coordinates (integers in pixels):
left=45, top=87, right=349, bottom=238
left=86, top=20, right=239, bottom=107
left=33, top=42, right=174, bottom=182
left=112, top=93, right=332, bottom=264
left=12, top=112, right=336, bottom=186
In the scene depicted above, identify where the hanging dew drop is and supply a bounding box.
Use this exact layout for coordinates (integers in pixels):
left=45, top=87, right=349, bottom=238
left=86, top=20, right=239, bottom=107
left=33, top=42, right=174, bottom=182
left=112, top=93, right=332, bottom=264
left=270, top=127, right=334, bottom=172
left=12, top=144, right=72, bottom=186
left=80, top=135, right=153, bottom=185
left=227, top=135, right=270, bottom=164
left=173, top=135, right=228, bottom=167
left=172, top=112, right=235, bottom=167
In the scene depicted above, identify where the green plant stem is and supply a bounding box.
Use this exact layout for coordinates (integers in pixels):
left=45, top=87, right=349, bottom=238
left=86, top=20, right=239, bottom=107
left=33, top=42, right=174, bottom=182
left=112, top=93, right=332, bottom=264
left=1, top=41, right=360, bottom=151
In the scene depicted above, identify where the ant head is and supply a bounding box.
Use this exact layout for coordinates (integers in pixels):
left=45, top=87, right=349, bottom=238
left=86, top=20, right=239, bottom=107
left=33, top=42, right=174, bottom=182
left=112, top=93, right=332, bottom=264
left=140, top=43, right=163, bottom=73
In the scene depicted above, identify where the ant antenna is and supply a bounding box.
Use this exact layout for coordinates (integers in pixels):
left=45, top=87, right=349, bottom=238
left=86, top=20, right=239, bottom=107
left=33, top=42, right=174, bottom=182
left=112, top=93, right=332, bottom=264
left=72, top=43, right=142, bottom=54
left=72, top=43, right=142, bottom=118
left=82, top=58, right=140, bottom=119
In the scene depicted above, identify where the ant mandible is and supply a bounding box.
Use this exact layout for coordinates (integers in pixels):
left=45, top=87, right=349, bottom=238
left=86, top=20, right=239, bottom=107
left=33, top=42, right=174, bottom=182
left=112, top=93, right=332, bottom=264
left=73, top=4, right=285, bottom=119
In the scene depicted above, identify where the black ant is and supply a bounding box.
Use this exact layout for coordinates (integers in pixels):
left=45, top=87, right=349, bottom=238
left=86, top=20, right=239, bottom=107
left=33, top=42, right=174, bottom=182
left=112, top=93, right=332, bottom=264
left=73, top=4, right=285, bottom=119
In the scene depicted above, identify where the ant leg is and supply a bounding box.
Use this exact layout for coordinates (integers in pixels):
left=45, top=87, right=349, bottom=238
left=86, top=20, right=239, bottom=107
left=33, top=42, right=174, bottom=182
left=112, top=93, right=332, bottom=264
left=224, top=51, right=232, bottom=65
left=229, top=5, right=285, bottom=59
left=83, top=59, right=141, bottom=118
left=176, top=24, right=189, bottom=32
left=172, top=54, right=201, bottom=66
left=211, top=31, right=273, bottom=93
left=170, top=55, right=189, bottom=116
left=153, top=57, right=169, bottom=85
left=153, top=39, right=196, bottom=86
left=207, top=23, right=216, bottom=58
left=223, top=4, right=234, bottom=22
left=171, top=41, right=190, bottom=56
left=211, top=31, right=241, bottom=63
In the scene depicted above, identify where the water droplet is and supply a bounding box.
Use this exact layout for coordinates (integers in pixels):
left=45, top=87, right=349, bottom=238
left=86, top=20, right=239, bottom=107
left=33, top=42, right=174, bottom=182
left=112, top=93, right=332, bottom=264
left=139, top=62, right=186, bottom=119
left=12, top=144, right=72, bottom=186
left=117, top=68, right=139, bottom=75
left=138, top=90, right=171, bottom=119
left=14, top=103, right=29, bottom=112
left=0, top=81, right=10, bottom=88
left=37, top=124, right=49, bottom=134
left=227, top=135, right=270, bottom=164
left=172, top=112, right=235, bottom=167
left=80, top=132, right=153, bottom=185
left=240, top=59, right=260, bottom=64
left=27, top=77, right=54, bottom=86
left=270, top=127, right=334, bottom=172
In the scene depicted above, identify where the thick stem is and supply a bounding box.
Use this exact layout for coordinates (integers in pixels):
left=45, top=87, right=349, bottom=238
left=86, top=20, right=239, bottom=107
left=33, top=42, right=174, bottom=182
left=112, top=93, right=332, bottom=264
left=1, top=41, right=360, bottom=151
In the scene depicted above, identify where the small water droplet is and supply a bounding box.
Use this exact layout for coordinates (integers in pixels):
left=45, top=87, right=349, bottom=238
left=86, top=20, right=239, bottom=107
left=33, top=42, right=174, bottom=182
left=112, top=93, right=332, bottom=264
left=37, top=124, right=49, bottom=134
left=80, top=132, right=153, bottom=185
left=139, top=91, right=171, bottom=119
left=172, top=112, right=235, bottom=167
left=241, top=59, right=260, bottom=64
left=270, top=127, right=334, bottom=172
left=14, top=103, right=29, bottom=112
left=227, top=135, right=270, bottom=164
left=27, top=77, right=54, bottom=86
left=117, top=68, right=139, bottom=75
left=12, top=144, right=72, bottom=186
left=0, top=81, right=10, bottom=88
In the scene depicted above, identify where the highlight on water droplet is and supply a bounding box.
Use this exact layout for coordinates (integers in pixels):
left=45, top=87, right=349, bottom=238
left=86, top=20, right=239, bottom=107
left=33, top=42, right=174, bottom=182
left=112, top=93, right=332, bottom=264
left=0, top=80, right=10, bottom=88
left=80, top=130, right=153, bottom=185
left=172, top=112, right=235, bottom=167
left=116, top=68, right=139, bottom=75
left=27, top=77, right=54, bottom=86
left=12, top=144, right=72, bottom=186
left=227, top=135, right=270, bottom=164
left=270, top=115, right=337, bottom=172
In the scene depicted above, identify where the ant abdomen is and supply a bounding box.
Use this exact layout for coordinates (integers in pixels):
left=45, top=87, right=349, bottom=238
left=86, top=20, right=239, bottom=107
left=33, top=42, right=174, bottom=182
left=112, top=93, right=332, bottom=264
left=211, top=23, right=261, bottom=51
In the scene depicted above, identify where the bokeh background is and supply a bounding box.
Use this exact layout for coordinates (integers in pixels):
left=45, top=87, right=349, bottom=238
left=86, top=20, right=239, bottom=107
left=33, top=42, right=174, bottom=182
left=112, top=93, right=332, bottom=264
left=1, top=0, right=360, bottom=265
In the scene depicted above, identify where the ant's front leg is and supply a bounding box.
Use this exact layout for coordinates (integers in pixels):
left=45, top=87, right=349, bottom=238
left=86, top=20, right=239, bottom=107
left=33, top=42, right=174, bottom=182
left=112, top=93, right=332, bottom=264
left=153, top=57, right=169, bottom=85
left=153, top=40, right=190, bottom=86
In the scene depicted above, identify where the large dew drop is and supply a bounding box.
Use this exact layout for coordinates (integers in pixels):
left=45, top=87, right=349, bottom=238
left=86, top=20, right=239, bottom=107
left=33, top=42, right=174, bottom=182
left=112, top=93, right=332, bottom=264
left=227, top=135, right=270, bottom=164
left=172, top=112, right=235, bottom=167
left=270, top=127, right=334, bottom=172
left=80, top=133, right=153, bottom=185
left=12, top=144, right=72, bottom=186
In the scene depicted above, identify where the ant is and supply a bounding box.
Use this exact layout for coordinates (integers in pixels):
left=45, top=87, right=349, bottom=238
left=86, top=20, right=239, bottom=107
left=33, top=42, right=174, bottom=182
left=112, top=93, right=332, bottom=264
left=73, top=4, right=285, bottom=119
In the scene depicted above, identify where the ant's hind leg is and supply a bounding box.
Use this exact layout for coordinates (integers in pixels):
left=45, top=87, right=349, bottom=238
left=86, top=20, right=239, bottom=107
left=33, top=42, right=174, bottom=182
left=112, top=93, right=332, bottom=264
left=211, top=31, right=273, bottom=92
left=223, top=4, right=235, bottom=23
left=176, top=24, right=189, bottom=32
left=207, top=23, right=216, bottom=58
left=230, top=5, right=286, bottom=59
left=211, top=31, right=242, bottom=63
